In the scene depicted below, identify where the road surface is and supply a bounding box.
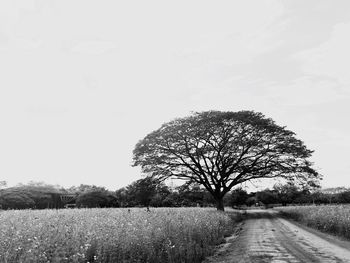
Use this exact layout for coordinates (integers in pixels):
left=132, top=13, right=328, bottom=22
left=205, top=210, right=350, bottom=263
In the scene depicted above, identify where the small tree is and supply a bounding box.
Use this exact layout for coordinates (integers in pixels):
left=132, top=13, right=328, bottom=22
left=256, top=189, right=278, bottom=206
left=126, top=177, right=163, bottom=207
left=273, top=183, right=301, bottom=205
left=133, top=111, right=319, bottom=211
left=115, top=187, right=130, bottom=207
left=230, top=188, right=249, bottom=207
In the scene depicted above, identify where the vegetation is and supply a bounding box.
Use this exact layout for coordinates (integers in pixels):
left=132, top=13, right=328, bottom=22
left=116, top=178, right=217, bottom=208
left=0, top=184, right=61, bottom=209
left=3, top=178, right=350, bottom=210
left=0, top=180, right=220, bottom=210
left=117, top=177, right=171, bottom=207
left=230, top=183, right=315, bottom=207
left=0, top=208, right=238, bottom=263
left=132, top=111, right=319, bottom=211
left=229, top=184, right=350, bottom=208
left=76, top=191, right=119, bottom=208
left=276, top=205, right=350, bottom=240
left=0, top=182, right=119, bottom=209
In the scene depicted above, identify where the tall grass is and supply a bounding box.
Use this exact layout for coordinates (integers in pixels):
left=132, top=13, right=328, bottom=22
left=276, top=205, right=350, bottom=239
left=0, top=208, right=237, bottom=263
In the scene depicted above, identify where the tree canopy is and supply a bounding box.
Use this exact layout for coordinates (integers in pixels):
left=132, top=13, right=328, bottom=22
left=133, top=110, right=320, bottom=210
left=76, top=191, right=119, bottom=208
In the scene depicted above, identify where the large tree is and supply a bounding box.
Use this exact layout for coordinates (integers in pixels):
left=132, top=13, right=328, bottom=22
left=132, top=111, right=319, bottom=211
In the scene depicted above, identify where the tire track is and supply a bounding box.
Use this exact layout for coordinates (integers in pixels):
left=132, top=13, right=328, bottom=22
left=204, top=210, right=350, bottom=263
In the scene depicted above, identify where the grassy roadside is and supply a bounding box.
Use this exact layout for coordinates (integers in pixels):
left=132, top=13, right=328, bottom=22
left=275, top=205, right=350, bottom=240
left=0, top=208, right=242, bottom=263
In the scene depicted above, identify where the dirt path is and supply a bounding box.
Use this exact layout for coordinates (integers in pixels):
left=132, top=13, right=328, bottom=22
left=205, top=209, right=350, bottom=263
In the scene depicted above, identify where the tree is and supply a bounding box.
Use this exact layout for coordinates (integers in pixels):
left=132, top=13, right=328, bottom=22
left=68, top=184, right=107, bottom=194
left=255, top=189, right=278, bottom=207
left=273, top=183, right=301, bottom=205
left=176, top=183, right=206, bottom=206
left=245, top=195, right=258, bottom=206
left=150, top=184, right=171, bottom=207
left=0, top=189, right=36, bottom=209
left=133, top=111, right=319, bottom=211
left=76, top=191, right=119, bottom=208
left=126, top=177, right=164, bottom=207
left=0, top=185, right=65, bottom=209
left=115, top=187, right=130, bottom=207
left=230, top=188, right=249, bottom=207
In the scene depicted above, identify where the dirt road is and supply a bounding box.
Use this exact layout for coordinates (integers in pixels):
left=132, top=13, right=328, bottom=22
left=205, top=209, right=350, bottom=263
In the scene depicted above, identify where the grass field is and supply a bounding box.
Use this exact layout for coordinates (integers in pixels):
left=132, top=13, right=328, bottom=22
left=0, top=208, right=238, bottom=263
left=276, top=205, right=350, bottom=240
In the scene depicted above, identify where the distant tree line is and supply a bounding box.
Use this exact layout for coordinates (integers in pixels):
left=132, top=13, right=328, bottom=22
left=0, top=179, right=218, bottom=210
left=0, top=181, right=119, bottom=209
left=230, top=183, right=350, bottom=207
left=1, top=179, right=350, bottom=210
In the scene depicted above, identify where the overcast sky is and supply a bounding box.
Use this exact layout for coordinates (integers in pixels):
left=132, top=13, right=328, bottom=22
left=1, top=0, right=350, bottom=190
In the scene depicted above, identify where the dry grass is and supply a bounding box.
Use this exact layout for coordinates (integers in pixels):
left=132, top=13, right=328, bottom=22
left=0, top=207, right=237, bottom=263
left=276, top=205, right=350, bottom=239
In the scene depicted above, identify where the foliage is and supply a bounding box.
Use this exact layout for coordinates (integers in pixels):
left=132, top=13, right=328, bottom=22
left=0, top=185, right=65, bottom=209
left=230, top=188, right=249, bottom=207
left=277, top=205, right=350, bottom=240
left=0, top=189, right=35, bottom=209
left=76, top=191, right=119, bottom=208
left=133, top=111, right=319, bottom=210
left=245, top=196, right=258, bottom=206
left=68, top=184, right=107, bottom=194
left=310, top=190, right=350, bottom=205
left=126, top=177, right=166, bottom=207
left=0, top=183, right=119, bottom=210
left=255, top=190, right=278, bottom=206
left=115, top=179, right=217, bottom=208
left=4, top=178, right=350, bottom=210
left=114, top=187, right=130, bottom=207
left=0, top=208, right=237, bottom=263
left=0, top=179, right=218, bottom=210
left=338, top=191, right=350, bottom=203
left=175, top=183, right=213, bottom=207
left=115, top=177, right=171, bottom=207
left=273, top=183, right=302, bottom=205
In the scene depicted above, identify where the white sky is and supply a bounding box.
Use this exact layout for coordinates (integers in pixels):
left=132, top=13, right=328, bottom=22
left=1, top=0, right=350, bottom=190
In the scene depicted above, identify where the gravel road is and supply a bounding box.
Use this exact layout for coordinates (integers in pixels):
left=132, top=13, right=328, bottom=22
left=205, top=209, right=350, bottom=263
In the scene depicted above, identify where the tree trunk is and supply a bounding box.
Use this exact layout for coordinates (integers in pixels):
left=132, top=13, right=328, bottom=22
left=216, top=197, right=225, bottom=211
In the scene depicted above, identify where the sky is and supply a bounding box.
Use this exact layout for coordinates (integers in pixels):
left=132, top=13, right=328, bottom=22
left=1, top=0, right=350, bottom=190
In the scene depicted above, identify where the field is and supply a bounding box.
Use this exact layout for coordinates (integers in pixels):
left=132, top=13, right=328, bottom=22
left=0, top=208, right=238, bottom=263
left=276, top=205, right=350, bottom=239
